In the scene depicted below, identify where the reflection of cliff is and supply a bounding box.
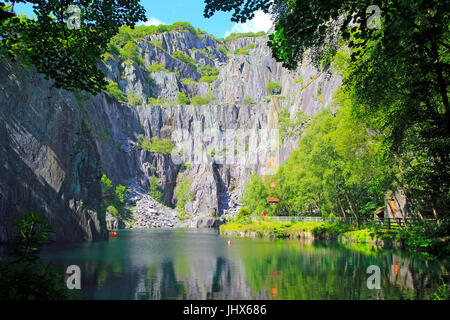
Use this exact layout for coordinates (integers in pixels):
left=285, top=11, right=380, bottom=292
left=389, top=255, right=415, bottom=291
left=40, top=232, right=447, bottom=300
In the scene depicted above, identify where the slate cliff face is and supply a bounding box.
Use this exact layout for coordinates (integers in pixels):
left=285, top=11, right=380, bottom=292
left=0, top=62, right=108, bottom=242
left=0, top=30, right=341, bottom=241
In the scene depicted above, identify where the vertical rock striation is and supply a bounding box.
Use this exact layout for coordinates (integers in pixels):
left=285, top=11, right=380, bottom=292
left=0, top=29, right=342, bottom=239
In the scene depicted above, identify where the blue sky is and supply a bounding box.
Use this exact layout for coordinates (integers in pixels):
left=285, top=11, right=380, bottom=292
left=12, top=0, right=273, bottom=39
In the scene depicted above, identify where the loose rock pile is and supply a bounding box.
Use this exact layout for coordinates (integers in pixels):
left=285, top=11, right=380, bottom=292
left=126, top=179, right=180, bottom=229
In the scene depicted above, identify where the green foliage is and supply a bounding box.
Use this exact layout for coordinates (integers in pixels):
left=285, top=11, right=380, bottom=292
left=181, top=78, right=198, bottom=85
left=242, top=173, right=271, bottom=216
left=149, top=136, right=175, bottom=154
left=111, top=22, right=202, bottom=46
left=198, top=64, right=220, bottom=77
left=172, top=51, right=196, bottom=69
left=243, top=97, right=255, bottom=106
left=199, top=75, right=218, bottom=83
left=217, top=46, right=228, bottom=57
left=234, top=48, right=249, bottom=55
left=99, top=174, right=131, bottom=221
left=149, top=40, right=164, bottom=50
left=136, top=135, right=174, bottom=154
left=147, top=97, right=171, bottom=106
left=205, top=0, right=450, bottom=219
left=0, top=1, right=146, bottom=94
left=243, top=102, right=390, bottom=220
left=149, top=176, right=163, bottom=204
left=136, top=134, right=151, bottom=151
left=147, top=63, right=168, bottom=73
left=430, top=283, right=450, bottom=300
left=105, top=82, right=126, bottom=102
left=176, top=177, right=193, bottom=220
left=127, top=91, right=142, bottom=106
left=235, top=207, right=251, bottom=221
left=265, top=82, right=282, bottom=94
left=191, top=95, right=216, bottom=106
left=0, top=212, right=80, bottom=299
left=177, top=92, right=190, bottom=105
left=107, top=42, right=121, bottom=56
left=223, top=31, right=266, bottom=42
left=119, top=41, right=145, bottom=66
left=278, top=108, right=310, bottom=140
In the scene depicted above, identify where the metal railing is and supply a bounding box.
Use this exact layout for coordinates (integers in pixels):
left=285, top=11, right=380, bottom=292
left=251, top=216, right=435, bottom=229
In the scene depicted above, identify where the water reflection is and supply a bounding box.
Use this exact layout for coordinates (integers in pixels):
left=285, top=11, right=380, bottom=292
left=35, top=229, right=447, bottom=300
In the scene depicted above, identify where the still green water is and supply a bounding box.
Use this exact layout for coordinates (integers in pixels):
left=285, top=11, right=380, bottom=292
left=38, top=229, right=447, bottom=300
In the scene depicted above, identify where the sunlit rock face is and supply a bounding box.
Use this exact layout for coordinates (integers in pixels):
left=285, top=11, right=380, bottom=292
left=0, top=29, right=342, bottom=240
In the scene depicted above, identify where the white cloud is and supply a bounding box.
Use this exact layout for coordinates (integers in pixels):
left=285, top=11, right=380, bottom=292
left=224, top=11, right=273, bottom=38
left=140, top=16, right=165, bottom=26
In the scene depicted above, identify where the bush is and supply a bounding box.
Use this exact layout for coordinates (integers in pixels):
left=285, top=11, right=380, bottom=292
left=136, top=135, right=174, bottom=154
left=149, top=136, right=174, bottom=154
left=105, top=82, right=126, bottom=102
left=181, top=78, right=198, bottom=85
left=176, top=177, right=193, bottom=219
left=265, top=82, right=282, bottom=94
left=119, top=41, right=144, bottom=66
left=127, top=91, right=142, bottom=106
left=172, top=51, right=196, bottom=69
left=244, top=97, right=255, bottom=106
left=198, top=64, right=220, bottom=77
left=136, top=134, right=151, bottom=151
left=148, top=97, right=173, bottom=106
left=147, top=63, right=168, bottom=73
left=99, top=174, right=131, bottom=221
left=191, top=95, right=216, bottom=106
left=149, top=175, right=163, bottom=203
left=236, top=207, right=251, bottom=221
left=199, top=75, right=218, bottom=83
left=234, top=48, right=249, bottom=55
left=177, top=92, right=190, bottom=105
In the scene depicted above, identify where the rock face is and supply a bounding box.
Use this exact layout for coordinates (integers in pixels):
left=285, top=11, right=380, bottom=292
left=0, top=29, right=342, bottom=240
left=0, top=61, right=108, bottom=242
left=93, top=31, right=341, bottom=223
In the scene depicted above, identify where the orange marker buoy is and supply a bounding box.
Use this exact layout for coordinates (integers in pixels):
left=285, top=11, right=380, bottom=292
left=111, top=232, right=117, bottom=236
left=272, top=287, right=278, bottom=296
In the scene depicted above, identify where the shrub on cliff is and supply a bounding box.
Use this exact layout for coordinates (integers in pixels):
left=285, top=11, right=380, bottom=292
left=105, top=82, right=126, bottom=103
left=265, top=82, right=282, bottom=95
left=172, top=51, right=197, bottom=69
left=177, top=92, right=190, bottom=105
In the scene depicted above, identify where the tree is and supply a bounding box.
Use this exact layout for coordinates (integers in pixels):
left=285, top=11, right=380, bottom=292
left=0, top=212, right=79, bottom=299
left=99, top=174, right=131, bottom=221
left=149, top=175, right=163, bottom=204
left=206, top=0, right=449, bottom=218
left=0, top=1, right=146, bottom=94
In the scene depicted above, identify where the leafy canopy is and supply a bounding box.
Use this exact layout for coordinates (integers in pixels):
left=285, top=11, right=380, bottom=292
left=0, top=1, right=146, bottom=94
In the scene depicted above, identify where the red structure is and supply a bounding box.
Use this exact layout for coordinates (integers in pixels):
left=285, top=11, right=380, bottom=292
left=267, top=197, right=279, bottom=203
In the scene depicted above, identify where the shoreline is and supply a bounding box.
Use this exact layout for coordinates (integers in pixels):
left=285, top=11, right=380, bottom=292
left=219, top=220, right=406, bottom=250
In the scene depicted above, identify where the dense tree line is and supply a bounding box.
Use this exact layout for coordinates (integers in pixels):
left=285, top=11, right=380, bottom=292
left=206, top=0, right=449, bottom=220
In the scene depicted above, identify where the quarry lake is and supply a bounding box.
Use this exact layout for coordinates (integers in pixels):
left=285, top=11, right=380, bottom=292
left=38, top=229, right=447, bottom=300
